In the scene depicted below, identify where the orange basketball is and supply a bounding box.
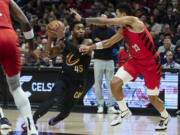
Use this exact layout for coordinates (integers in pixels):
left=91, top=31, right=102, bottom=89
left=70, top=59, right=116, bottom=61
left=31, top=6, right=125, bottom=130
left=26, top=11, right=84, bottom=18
left=47, top=20, right=65, bottom=38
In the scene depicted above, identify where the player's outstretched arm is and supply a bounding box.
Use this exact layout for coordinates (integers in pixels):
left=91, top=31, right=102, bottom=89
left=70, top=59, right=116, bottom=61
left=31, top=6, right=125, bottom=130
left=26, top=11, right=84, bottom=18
left=9, top=0, right=31, bottom=32
left=10, top=0, right=40, bottom=67
left=84, top=17, right=144, bottom=33
left=70, top=8, right=144, bottom=33
left=79, top=29, right=123, bottom=53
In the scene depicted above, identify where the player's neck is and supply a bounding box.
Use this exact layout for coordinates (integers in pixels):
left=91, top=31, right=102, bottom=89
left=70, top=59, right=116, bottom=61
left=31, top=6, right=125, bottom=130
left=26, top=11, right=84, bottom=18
left=72, top=37, right=81, bottom=45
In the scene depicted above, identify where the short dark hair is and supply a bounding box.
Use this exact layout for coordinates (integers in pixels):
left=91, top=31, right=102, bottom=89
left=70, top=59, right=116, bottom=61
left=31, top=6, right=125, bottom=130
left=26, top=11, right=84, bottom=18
left=69, top=21, right=83, bottom=31
left=116, top=3, right=133, bottom=16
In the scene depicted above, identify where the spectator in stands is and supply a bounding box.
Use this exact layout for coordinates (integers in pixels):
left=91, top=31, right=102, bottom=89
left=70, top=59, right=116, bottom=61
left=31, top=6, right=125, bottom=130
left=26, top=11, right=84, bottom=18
left=175, top=4, right=180, bottom=25
left=164, top=33, right=175, bottom=46
left=158, top=38, right=175, bottom=64
left=54, top=55, right=63, bottom=67
left=158, top=38, right=175, bottom=54
left=172, top=24, right=180, bottom=44
left=154, top=32, right=165, bottom=50
left=150, top=15, right=162, bottom=36
left=140, top=14, right=150, bottom=29
left=161, top=23, right=174, bottom=36
left=37, top=24, right=47, bottom=38
left=175, top=40, right=180, bottom=64
left=161, top=5, right=176, bottom=29
left=151, top=7, right=161, bottom=23
left=162, top=50, right=180, bottom=69
left=37, top=38, right=47, bottom=52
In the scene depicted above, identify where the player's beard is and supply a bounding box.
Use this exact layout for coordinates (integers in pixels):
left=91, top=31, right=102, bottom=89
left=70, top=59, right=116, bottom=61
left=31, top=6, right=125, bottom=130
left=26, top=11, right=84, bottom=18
left=76, top=35, right=84, bottom=43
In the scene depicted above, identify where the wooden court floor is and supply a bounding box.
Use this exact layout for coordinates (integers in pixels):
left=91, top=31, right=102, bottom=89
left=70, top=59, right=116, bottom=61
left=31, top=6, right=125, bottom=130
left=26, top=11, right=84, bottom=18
left=0, top=109, right=179, bottom=135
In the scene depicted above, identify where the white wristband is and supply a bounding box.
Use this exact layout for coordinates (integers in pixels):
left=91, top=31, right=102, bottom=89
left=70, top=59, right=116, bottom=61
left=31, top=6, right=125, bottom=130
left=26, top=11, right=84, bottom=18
left=95, top=42, right=103, bottom=49
left=23, top=29, right=34, bottom=39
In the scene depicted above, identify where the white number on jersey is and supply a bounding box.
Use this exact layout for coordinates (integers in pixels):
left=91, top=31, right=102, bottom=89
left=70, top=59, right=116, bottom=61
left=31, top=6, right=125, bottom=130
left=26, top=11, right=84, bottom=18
left=0, top=13, right=2, bottom=17
left=132, top=44, right=140, bottom=52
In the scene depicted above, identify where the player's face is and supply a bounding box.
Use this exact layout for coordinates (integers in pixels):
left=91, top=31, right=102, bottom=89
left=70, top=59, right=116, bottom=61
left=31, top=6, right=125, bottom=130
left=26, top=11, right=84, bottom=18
left=73, top=24, right=85, bottom=39
left=116, top=9, right=126, bottom=18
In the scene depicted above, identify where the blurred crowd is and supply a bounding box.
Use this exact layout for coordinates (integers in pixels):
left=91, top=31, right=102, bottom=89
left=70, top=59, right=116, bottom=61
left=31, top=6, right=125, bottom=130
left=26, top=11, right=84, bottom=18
left=14, top=0, right=180, bottom=69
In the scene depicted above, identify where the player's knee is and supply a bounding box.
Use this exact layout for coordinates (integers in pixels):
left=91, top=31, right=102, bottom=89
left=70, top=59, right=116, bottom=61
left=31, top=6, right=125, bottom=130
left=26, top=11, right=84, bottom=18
left=110, top=77, right=123, bottom=92
left=148, top=95, right=158, bottom=104
left=6, top=73, right=20, bottom=91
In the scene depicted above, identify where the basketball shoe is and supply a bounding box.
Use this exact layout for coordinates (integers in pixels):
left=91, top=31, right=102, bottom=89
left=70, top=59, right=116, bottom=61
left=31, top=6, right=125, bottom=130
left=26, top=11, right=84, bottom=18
left=155, top=114, right=171, bottom=130
left=110, top=109, right=132, bottom=126
left=0, top=117, right=12, bottom=129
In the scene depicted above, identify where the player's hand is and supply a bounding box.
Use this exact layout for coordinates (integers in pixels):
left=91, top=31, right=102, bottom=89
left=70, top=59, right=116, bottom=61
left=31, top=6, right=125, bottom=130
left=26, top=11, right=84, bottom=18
left=70, top=8, right=81, bottom=21
left=79, top=45, right=90, bottom=53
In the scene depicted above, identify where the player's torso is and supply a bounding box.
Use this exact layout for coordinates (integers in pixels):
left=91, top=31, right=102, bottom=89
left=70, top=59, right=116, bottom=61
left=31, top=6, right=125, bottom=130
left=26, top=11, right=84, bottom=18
left=122, top=26, right=157, bottom=60
left=0, top=0, right=13, bottom=29
left=62, top=46, right=91, bottom=79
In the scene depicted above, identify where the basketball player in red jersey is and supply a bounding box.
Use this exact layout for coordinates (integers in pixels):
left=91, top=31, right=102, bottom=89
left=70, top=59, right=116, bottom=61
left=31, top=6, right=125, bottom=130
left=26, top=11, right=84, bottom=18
left=71, top=3, right=170, bottom=130
left=0, top=0, right=38, bottom=134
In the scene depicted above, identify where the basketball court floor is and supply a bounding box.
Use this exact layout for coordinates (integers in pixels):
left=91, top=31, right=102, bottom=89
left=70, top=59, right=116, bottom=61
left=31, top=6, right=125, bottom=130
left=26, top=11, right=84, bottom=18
left=1, top=110, right=179, bottom=135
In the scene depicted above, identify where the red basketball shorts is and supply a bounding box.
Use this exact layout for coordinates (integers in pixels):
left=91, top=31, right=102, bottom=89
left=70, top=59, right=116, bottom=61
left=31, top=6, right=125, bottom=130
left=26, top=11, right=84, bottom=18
left=0, top=28, right=21, bottom=77
left=119, top=55, right=161, bottom=90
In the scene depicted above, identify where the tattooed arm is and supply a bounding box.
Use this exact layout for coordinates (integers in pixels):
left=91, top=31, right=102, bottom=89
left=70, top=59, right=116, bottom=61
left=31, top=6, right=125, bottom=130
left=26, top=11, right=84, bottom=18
left=70, top=8, right=144, bottom=33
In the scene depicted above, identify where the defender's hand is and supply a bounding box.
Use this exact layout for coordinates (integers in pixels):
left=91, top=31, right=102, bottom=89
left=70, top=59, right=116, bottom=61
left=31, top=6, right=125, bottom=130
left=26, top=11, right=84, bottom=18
left=70, top=8, right=81, bottom=21
left=79, top=45, right=90, bottom=53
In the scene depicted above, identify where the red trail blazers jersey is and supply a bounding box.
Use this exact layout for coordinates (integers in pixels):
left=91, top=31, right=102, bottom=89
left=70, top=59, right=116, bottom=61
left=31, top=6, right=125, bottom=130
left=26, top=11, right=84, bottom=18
left=0, top=0, right=13, bottom=29
left=122, top=26, right=157, bottom=60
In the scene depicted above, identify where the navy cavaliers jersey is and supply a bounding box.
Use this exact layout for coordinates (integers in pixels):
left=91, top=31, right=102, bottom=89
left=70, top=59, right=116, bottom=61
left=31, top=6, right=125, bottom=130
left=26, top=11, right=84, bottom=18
left=122, top=26, right=158, bottom=60
left=61, top=39, right=91, bottom=81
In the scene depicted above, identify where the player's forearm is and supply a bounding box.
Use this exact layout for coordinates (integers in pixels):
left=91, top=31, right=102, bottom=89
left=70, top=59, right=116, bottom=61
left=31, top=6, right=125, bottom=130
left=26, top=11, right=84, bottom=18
left=82, top=17, right=106, bottom=25
left=10, top=0, right=32, bottom=32
left=83, top=16, right=135, bottom=26
left=89, top=40, right=112, bottom=50
left=89, top=35, right=122, bottom=51
left=44, top=36, right=52, bottom=57
left=49, top=46, right=61, bottom=58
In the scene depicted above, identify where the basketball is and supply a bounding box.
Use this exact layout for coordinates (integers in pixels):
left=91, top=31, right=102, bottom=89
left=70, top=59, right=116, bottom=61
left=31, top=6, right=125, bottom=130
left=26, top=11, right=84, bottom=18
left=47, top=20, right=65, bottom=38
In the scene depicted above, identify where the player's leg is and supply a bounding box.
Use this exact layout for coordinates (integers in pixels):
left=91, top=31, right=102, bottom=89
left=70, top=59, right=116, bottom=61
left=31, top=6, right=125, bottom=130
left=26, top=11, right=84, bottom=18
left=6, top=74, right=37, bottom=135
left=94, top=59, right=105, bottom=113
left=143, top=59, right=170, bottom=130
left=147, top=91, right=170, bottom=130
left=48, top=99, right=75, bottom=126
left=0, top=66, right=11, bottom=129
left=33, top=79, right=67, bottom=124
left=1, top=29, right=37, bottom=135
left=49, top=84, right=80, bottom=126
left=110, top=59, right=139, bottom=126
